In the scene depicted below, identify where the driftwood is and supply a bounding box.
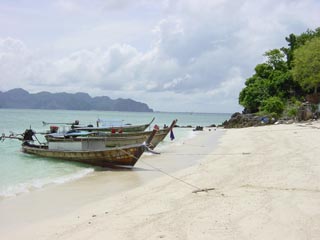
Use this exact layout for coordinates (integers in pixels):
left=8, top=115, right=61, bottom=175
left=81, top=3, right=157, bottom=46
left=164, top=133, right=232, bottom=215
left=192, top=187, right=216, bottom=193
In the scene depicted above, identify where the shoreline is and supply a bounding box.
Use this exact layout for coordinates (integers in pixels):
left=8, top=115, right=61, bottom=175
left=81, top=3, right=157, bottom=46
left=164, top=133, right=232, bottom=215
left=2, top=122, right=320, bottom=239
left=0, top=127, right=209, bottom=199
left=0, top=127, right=224, bottom=238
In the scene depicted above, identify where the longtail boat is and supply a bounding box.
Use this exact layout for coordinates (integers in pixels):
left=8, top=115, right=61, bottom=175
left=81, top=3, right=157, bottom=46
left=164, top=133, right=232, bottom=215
left=46, top=120, right=178, bottom=149
left=2, top=128, right=158, bottom=167
left=73, top=117, right=155, bottom=133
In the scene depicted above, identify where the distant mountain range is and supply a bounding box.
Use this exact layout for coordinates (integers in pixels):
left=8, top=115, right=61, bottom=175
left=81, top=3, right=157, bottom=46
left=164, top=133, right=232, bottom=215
left=0, top=88, right=153, bottom=112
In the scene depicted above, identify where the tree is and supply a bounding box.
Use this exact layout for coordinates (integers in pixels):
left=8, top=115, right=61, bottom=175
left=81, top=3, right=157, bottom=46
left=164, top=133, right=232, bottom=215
left=239, top=76, right=270, bottom=113
left=239, top=49, right=288, bottom=113
left=282, top=28, right=320, bottom=69
left=263, top=49, right=287, bottom=71
left=281, top=33, right=296, bottom=69
left=260, top=96, right=284, bottom=117
left=292, top=37, right=320, bottom=93
left=239, top=27, right=319, bottom=117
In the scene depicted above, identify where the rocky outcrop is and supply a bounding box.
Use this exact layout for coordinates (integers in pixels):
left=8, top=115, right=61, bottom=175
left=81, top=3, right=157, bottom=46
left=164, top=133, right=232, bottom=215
left=222, top=112, right=276, bottom=128
left=223, top=101, right=320, bottom=128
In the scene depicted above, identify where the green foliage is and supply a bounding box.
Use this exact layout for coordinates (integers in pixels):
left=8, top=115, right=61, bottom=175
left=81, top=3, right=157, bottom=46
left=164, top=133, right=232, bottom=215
left=254, top=63, right=273, bottom=79
left=239, top=77, right=270, bottom=113
left=283, top=99, right=302, bottom=118
left=239, top=49, right=291, bottom=114
left=287, top=107, right=298, bottom=118
left=239, top=27, right=320, bottom=117
left=281, top=28, right=320, bottom=69
left=259, top=97, right=284, bottom=117
left=292, top=37, right=320, bottom=93
left=264, top=49, right=287, bottom=71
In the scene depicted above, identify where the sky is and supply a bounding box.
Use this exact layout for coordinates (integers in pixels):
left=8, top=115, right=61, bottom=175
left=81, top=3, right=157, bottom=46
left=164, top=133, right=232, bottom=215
left=0, top=0, right=319, bottom=113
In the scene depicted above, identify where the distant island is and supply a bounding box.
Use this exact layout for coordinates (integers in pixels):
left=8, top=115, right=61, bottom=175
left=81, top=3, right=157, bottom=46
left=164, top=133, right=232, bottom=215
left=0, top=88, right=153, bottom=112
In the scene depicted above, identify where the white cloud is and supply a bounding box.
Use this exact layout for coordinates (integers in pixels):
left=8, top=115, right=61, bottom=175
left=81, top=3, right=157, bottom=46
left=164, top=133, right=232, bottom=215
left=0, top=38, right=32, bottom=89
left=208, top=68, right=245, bottom=98
left=163, top=74, right=190, bottom=90
left=55, top=0, right=80, bottom=13
left=0, top=0, right=319, bottom=112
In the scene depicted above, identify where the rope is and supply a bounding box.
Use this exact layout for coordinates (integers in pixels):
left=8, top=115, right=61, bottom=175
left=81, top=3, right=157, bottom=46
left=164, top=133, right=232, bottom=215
left=250, top=126, right=320, bottom=132
left=139, top=158, right=201, bottom=191
left=119, top=146, right=208, bottom=192
left=159, top=152, right=254, bottom=156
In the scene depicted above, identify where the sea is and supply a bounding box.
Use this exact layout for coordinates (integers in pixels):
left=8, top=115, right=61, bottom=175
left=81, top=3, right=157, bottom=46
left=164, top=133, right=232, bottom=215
left=0, top=109, right=231, bottom=198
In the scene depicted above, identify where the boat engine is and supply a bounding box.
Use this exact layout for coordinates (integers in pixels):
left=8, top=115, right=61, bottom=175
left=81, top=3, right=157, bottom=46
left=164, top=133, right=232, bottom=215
left=23, top=129, right=35, bottom=141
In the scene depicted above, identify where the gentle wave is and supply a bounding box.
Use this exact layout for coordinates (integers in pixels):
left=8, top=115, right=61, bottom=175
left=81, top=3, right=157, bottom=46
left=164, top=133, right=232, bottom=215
left=150, top=128, right=199, bottom=153
left=0, top=168, right=94, bottom=198
left=171, top=129, right=199, bottom=146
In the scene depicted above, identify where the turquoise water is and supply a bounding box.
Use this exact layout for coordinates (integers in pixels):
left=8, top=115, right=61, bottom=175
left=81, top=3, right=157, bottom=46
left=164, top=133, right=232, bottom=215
left=0, top=109, right=230, bottom=198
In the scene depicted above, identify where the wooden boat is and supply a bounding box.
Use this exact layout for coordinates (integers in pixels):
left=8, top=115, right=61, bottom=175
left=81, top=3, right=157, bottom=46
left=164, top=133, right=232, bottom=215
left=46, top=120, right=178, bottom=149
left=21, top=142, right=147, bottom=167
left=73, top=117, right=155, bottom=133
left=4, top=128, right=158, bottom=167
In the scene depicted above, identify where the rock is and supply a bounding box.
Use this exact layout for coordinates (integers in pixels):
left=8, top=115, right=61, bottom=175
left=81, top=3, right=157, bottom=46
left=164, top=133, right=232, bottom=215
left=285, top=119, right=294, bottom=124
left=222, top=113, right=276, bottom=128
left=297, top=103, right=314, bottom=121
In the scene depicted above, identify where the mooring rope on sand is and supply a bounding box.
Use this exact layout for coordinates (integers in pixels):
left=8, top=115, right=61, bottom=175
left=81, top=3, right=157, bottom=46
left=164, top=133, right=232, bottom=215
left=139, top=158, right=202, bottom=191
left=119, top=146, right=217, bottom=193
left=158, top=152, right=253, bottom=156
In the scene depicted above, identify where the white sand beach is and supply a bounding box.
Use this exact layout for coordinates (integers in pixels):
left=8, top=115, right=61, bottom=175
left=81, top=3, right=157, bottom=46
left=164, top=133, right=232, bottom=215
left=1, top=122, right=320, bottom=239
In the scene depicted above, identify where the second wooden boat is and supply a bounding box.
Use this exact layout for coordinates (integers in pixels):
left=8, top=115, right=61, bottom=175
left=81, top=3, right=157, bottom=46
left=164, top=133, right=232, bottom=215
left=45, top=120, right=178, bottom=149
left=73, top=117, right=155, bottom=133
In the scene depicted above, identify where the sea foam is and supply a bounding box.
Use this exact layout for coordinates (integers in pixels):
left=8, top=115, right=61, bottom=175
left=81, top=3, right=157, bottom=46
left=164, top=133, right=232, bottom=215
left=0, top=168, right=94, bottom=198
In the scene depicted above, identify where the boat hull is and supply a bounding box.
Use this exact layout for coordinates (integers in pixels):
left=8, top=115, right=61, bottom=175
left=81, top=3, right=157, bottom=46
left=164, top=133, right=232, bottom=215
left=46, top=120, right=178, bottom=149
left=22, top=144, right=146, bottom=167
left=74, top=117, right=155, bottom=133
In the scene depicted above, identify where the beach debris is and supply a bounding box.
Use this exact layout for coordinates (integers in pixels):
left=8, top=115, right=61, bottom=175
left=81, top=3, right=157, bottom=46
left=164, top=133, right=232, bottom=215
left=193, top=126, right=203, bottom=131
left=242, top=152, right=251, bottom=155
left=192, top=187, right=216, bottom=193
left=92, top=214, right=96, bottom=218
left=241, top=184, right=320, bottom=193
